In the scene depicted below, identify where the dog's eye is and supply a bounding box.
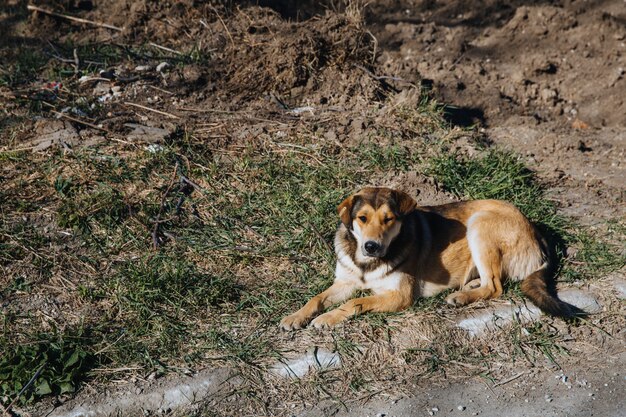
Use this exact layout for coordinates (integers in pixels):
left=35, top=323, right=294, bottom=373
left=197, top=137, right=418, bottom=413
left=384, top=217, right=394, bottom=224
left=358, top=216, right=367, bottom=222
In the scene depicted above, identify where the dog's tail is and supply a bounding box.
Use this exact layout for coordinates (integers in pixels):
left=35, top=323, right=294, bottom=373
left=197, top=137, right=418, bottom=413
left=520, top=264, right=584, bottom=318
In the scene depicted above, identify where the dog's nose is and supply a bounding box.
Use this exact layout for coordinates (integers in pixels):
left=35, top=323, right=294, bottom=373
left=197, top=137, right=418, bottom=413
left=364, top=241, right=381, bottom=254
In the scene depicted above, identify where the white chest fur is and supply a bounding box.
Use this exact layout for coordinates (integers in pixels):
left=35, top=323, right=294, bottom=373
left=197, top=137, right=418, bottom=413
left=335, top=259, right=403, bottom=294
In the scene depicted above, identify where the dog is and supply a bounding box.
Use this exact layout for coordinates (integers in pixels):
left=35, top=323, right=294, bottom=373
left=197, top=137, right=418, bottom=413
left=280, top=186, right=577, bottom=330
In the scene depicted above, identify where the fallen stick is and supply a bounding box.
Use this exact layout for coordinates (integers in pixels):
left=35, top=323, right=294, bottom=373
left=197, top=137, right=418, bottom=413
left=50, top=110, right=136, bottom=146
left=51, top=110, right=110, bottom=133
left=493, top=371, right=525, bottom=387
left=124, top=102, right=181, bottom=119
left=3, top=363, right=47, bottom=416
left=27, top=5, right=123, bottom=31
left=149, top=42, right=182, bottom=55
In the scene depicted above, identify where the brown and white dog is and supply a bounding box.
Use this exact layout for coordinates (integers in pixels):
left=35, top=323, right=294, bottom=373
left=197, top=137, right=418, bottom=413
left=280, top=186, right=576, bottom=330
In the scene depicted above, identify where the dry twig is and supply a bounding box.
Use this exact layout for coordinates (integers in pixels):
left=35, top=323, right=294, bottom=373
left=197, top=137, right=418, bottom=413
left=209, top=5, right=235, bottom=48
left=51, top=110, right=110, bottom=133
left=493, top=371, right=526, bottom=387
left=124, top=102, right=181, bottom=119
left=149, top=42, right=182, bottom=55
left=3, top=362, right=47, bottom=416
left=27, top=5, right=123, bottom=31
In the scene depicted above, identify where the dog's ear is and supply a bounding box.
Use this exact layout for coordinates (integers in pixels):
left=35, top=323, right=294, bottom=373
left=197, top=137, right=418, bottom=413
left=393, top=189, right=417, bottom=216
left=337, top=195, right=356, bottom=228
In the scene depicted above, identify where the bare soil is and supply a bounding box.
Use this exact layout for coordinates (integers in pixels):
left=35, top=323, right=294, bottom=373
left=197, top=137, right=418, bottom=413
left=2, top=1, right=624, bottom=416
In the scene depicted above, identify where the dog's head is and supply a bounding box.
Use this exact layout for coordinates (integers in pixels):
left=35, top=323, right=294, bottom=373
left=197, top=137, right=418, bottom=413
left=338, top=187, right=417, bottom=259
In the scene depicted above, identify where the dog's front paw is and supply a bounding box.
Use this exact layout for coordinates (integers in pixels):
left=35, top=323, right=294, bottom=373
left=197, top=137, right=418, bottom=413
left=279, top=312, right=311, bottom=331
left=310, top=311, right=345, bottom=329
left=445, top=291, right=470, bottom=307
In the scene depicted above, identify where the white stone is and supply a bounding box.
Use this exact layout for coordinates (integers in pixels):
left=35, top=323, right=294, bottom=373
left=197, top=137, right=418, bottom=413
left=269, top=347, right=341, bottom=378
left=156, top=62, right=171, bottom=72
left=613, top=277, right=626, bottom=300
left=558, top=289, right=602, bottom=313
left=456, top=303, right=541, bottom=337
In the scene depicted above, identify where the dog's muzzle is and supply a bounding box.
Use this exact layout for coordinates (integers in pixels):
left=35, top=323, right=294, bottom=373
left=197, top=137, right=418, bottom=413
left=363, top=240, right=384, bottom=257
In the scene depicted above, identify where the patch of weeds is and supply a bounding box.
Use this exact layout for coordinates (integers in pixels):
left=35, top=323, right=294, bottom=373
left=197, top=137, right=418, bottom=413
left=115, top=253, right=240, bottom=312
left=360, top=143, right=414, bottom=171
left=0, top=221, right=50, bottom=267
left=507, top=321, right=568, bottom=367
left=428, top=149, right=565, bottom=230
left=412, top=288, right=452, bottom=311
left=0, top=330, right=94, bottom=406
left=392, top=101, right=448, bottom=136
left=204, top=329, right=273, bottom=364
left=57, top=183, right=128, bottom=235
left=0, top=48, right=48, bottom=87
left=561, top=225, right=626, bottom=281
left=347, top=374, right=367, bottom=392
left=0, top=276, right=31, bottom=297
left=502, top=279, right=525, bottom=300
left=332, top=335, right=363, bottom=359
left=403, top=330, right=488, bottom=378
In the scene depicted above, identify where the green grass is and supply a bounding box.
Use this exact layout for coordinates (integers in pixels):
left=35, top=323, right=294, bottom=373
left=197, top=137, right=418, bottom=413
left=507, top=321, right=568, bottom=368
left=0, top=48, right=48, bottom=87
left=560, top=223, right=625, bottom=282
left=1, top=124, right=622, bottom=409
left=427, top=148, right=565, bottom=231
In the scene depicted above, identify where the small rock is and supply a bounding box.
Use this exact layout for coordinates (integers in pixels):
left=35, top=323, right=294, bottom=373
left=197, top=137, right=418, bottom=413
left=572, top=119, right=589, bottom=130
left=540, top=87, right=558, bottom=104
left=457, top=405, right=466, bottom=411
left=559, top=289, right=602, bottom=313
left=156, top=62, right=171, bottom=72
left=93, top=82, right=111, bottom=96
left=29, top=119, right=81, bottom=151
left=125, top=123, right=170, bottom=144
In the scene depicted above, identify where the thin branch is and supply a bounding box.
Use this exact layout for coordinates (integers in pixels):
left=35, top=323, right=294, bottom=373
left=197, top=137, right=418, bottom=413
left=493, top=371, right=525, bottom=387
left=27, top=5, right=123, bottom=31
left=149, top=42, right=182, bottom=56
left=209, top=5, right=235, bottom=48
left=3, top=362, right=47, bottom=415
left=51, top=110, right=111, bottom=133
left=124, top=102, right=181, bottom=119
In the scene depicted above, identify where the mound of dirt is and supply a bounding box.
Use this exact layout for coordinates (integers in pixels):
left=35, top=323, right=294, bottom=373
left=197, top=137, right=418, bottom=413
left=369, top=0, right=626, bottom=128
left=23, top=1, right=385, bottom=116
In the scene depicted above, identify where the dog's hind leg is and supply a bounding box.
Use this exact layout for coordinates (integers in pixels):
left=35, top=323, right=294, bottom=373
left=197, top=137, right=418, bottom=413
left=279, top=282, right=356, bottom=330
left=446, top=214, right=504, bottom=306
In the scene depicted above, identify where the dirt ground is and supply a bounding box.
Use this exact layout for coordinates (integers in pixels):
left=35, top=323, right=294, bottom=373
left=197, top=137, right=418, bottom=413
left=1, top=0, right=625, bottom=416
